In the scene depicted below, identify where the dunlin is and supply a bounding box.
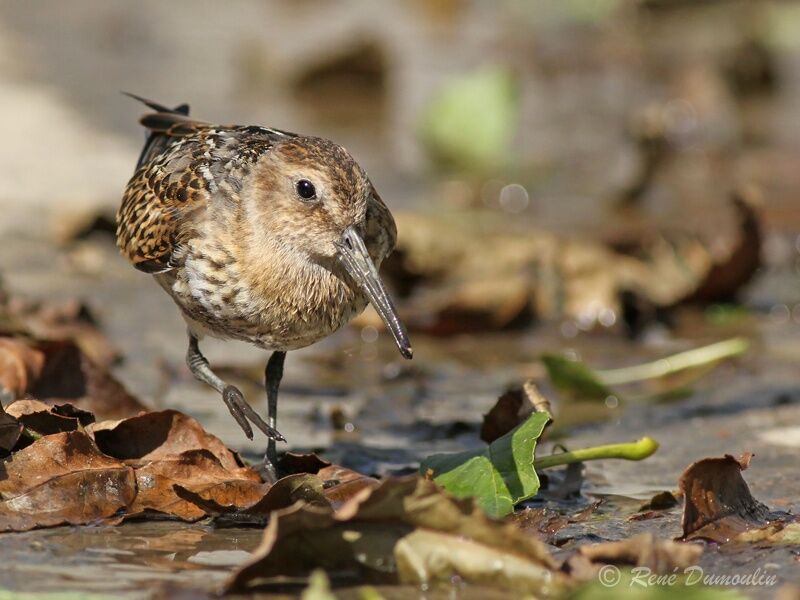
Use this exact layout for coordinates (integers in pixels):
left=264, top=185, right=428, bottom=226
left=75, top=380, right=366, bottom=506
left=116, top=95, right=412, bottom=478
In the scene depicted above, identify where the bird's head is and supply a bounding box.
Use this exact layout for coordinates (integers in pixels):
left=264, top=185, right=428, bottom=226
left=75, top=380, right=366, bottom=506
left=244, top=136, right=412, bottom=359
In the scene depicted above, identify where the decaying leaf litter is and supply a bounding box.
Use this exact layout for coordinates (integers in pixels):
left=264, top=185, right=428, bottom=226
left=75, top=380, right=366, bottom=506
left=1, top=261, right=795, bottom=598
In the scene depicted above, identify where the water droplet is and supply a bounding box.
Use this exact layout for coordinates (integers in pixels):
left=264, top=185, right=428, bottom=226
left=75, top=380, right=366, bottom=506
left=770, top=304, right=790, bottom=323
left=360, top=326, right=378, bottom=343
left=560, top=321, right=578, bottom=339
left=598, top=308, right=616, bottom=328
left=499, top=183, right=529, bottom=214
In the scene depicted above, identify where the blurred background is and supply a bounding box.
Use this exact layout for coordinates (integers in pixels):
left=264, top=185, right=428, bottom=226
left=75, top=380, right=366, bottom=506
left=1, top=0, right=800, bottom=476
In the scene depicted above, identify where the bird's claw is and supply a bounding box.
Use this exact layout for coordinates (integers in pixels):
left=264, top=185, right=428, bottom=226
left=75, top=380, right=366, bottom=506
left=222, top=385, right=285, bottom=442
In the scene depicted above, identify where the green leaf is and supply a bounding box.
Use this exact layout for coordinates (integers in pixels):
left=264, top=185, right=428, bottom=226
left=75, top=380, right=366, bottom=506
left=420, top=412, right=550, bottom=518
left=541, top=353, right=612, bottom=401
left=420, top=67, right=518, bottom=172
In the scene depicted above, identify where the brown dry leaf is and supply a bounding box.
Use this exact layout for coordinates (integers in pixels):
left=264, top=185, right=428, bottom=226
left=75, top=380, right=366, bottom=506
left=383, top=193, right=761, bottom=335
left=29, top=340, right=146, bottom=420
left=5, top=399, right=90, bottom=438
left=176, top=465, right=380, bottom=524
left=278, top=451, right=332, bottom=475
left=639, top=490, right=680, bottom=512
left=681, top=187, right=762, bottom=304
left=225, top=476, right=562, bottom=595
left=679, top=452, right=770, bottom=542
left=128, top=449, right=264, bottom=521
left=0, top=338, right=44, bottom=400
left=317, top=465, right=380, bottom=510
left=91, top=410, right=242, bottom=471
left=562, top=533, right=703, bottom=582
left=480, top=380, right=551, bottom=443
left=1, top=297, right=119, bottom=368
left=615, top=190, right=762, bottom=310
left=0, top=431, right=136, bottom=531
left=0, top=411, right=22, bottom=453
left=176, top=472, right=328, bottom=524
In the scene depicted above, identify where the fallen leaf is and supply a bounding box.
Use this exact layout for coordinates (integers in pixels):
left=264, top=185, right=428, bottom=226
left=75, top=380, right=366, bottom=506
left=639, top=490, right=679, bottom=512
left=0, top=410, right=22, bottom=453
left=51, top=402, right=96, bottom=426
left=225, top=477, right=562, bottom=595
left=680, top=188, right=762, bottom=304
left=0, top=338, right=44, bottom=400
left=91, top=410, right=242, bottom=471
left=481, top=380, right=551, bottom=443
left=541, top=354, right=612, bottom=402
left=278, top=452, right=332, bottom=475
left=420, top=412, right=551, bottom=517
left=679, top=453, right=770, bottom=542
left=6, top=398, right=84, bottom=438
left=128, top=449, right=264, bottom=521
left=318, top=465, right=381, bottom=510
left=383, top=191, right=762, bottom=336
left=737, top=521, right=800, bottom=544
left=563, top=533, right=703, bottom=582
left=421, top=67, right=518, bottom=171
left=176, top=473, right=328, bottom=524
left=0, top=431, right=136, bottom=531
left=30, top=340, right=146, bottom=420
left=1, top=297, right=119, bottom=367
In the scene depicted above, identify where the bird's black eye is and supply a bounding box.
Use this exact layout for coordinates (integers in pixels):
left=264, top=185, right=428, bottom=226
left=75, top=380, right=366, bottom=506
left=295, top=179, right=317, bottom=201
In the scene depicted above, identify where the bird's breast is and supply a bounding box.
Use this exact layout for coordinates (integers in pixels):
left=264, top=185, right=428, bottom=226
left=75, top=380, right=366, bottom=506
left=165, top=246, right=367, bottom=350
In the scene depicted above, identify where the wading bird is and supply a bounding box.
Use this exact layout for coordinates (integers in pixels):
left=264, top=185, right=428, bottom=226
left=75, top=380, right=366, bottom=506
left=116, top=96, right=412, bottom=479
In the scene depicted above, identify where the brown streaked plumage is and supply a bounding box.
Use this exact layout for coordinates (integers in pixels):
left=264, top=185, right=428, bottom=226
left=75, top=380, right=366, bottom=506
left=116, top=95, right=411, bottom=479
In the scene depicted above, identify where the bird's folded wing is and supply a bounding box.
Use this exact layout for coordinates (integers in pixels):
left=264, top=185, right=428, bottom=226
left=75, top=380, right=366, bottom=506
left=117, top=103, right=213, bottom=274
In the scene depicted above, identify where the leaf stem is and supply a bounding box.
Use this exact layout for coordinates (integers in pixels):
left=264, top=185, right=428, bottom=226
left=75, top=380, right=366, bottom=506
left=596, top=337, right=749, bottom=386
left=533, top=436, right=659, bottom=470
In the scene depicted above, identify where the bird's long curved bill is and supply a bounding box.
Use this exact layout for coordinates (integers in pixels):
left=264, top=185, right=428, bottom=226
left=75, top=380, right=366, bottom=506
left=336, top=226, right=413, bottom=359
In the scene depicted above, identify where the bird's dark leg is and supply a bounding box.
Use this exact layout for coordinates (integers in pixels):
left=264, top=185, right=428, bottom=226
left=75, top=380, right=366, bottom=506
left=262, top=350, right=286, bottom=482
left=186, top=334, right=284, bottom=442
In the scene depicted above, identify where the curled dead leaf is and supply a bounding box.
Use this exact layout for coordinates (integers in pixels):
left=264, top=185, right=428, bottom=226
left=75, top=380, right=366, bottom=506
left=318, top=465, right=380, bottom=510
left=5, top=399, right=89, bottom=439
left=480, top=380, right=551, bottom=443
left=278, top=451, right=332, bottom=475
left=679, top=453, right=770, bottom=542
left=0, top=411, right=22, bottom=454
left=91, top=409, right=242, bottom=471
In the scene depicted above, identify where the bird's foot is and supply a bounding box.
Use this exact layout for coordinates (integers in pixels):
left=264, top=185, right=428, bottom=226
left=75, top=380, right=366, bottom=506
left=221, top=385, right=285, bottom=442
